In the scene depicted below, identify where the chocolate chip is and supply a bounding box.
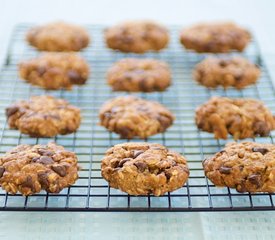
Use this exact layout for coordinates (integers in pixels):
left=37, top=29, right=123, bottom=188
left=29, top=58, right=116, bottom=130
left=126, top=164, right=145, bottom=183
left=67, top=70, right=86, bottom=84
left=6, top=106, right=19, bottom=117
left=37, top=66, right=46, bottom=76
left=37, top=156, right=54, bottom=165
left=38, top=149, right=54, bottom=156
left=21, top=176, right=35, bottom=191
left=248, top=174, right=261, bottom=187
left=32, top=157, right=40, bottom=162
left=219, top=166, right=231, bottom=174
left=133, top=150, right=144, bottom=158
left=51, top=165, right=67, bottom=177
left=0, top=167, right=5, bottom=178
left=254, top=121, right=270, bottom=136
left=118, top=127, right=131, bottom=138
left=219, top=60, right=228, bottom=67
left=118, top=158, right=131, bottom=167
left=134, top=162, right=147, bottom=172
left=165, top=171, right=172, bottom=180
left=252, top=147, right=269, bottom=155
left=38, top=172, right=49, bottom=188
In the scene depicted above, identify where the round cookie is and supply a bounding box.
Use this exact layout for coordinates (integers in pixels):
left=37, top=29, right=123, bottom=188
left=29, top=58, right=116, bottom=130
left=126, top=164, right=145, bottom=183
left=195, top=97, right=275, bottom=140
left=105, top=21, right=169, bottom=53
left=180, top=22, right=251, bottom=53
left=99, top=96, right=174, bottom=139
left=107, top=58, right=171, bottom=92
left=193, top=56, right=260, bottom=89
left=26, top=21, right=90, bottom=51
left=0, top=142, right=78, bottom=196
left=101, top=142, right=189, bottom=196
left=6, top=95, right=81, bottom=137
left=203, top=142, right=275, bottom=193
left=19, top=53, right=90, bottom=90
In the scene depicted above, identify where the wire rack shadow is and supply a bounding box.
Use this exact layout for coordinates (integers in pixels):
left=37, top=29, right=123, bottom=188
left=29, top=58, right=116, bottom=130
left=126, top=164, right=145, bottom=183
left=0, top=24, right=275, bottom=212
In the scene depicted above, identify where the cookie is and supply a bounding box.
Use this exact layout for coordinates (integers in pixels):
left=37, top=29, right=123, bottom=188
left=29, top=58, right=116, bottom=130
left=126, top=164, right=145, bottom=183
left=107, top=58, right=171, bottom=92
left=203, top=142, right=275, bottom=193
left=6, top=95, right=81, bottom=137
left=105, top=21, right=169, bottom=53
left=26, top=21, right=90, bottom=51
left=101, top=142, right=189, bottom=196
left=193, top=56, right=260, bottom=89
left=195, top=97, right=275, bottom=140
left=180, top=22, right=251, bottom=53
left=0, top=142, right=78, bottom=196
left=19, top=53, right=90, bottom=90
left=99, top=96, right=174, bottom=139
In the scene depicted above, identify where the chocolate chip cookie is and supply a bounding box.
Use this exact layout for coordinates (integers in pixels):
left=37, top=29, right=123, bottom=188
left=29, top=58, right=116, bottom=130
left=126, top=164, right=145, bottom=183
left=195, top=97, right=275, bottom=140
left=105, top=21, right=169, bottom=53
left=180, top=22, right=251, bottom=53
left=193, top=56, right=260, bottom=89
left=203, top=142, right=275, bottom=193
left=0, top=142, right=78, bottom=196
left=26, top=21, right=90, bottom=51
left=99, top=96, right=174, bottom=139
left=107, top=58, right=171, bottom=92
left=6, top=95, right=81, bottom=137
left=19, top=53, right=90, bottom=90
left=101, top=142, right=189, bottom=196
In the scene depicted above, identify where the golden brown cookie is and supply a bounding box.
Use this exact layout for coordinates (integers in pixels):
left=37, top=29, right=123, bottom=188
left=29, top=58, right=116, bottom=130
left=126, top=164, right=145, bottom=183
left=193, top=56, right=260, bottom=89
left=6, top=95, right=81, bottom=137
left=203, top=142, right=275, bottom=193
left=180, top=22, right=251, bottom=53
left=101, top=142, right=189, bottom=196
left=19, top=53, right=90, bottom=90
left=107, top=58, right=171, bottom=92
left=0, top=142, right=79, bottom=196
left=99, top=96, right=174, bottom=139
left=105, top=21, right=169, bottom=53
left=26, top=21, right=90, bottom=51
left=195, top=97, right=275, bottom=140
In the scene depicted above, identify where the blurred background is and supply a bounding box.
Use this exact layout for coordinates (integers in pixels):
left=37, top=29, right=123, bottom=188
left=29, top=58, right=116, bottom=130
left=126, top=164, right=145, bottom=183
left=1, top=0, right=275, bottom=239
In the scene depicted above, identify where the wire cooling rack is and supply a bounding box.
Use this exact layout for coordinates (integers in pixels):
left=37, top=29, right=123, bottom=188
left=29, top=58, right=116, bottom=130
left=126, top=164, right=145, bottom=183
left=0, top=24, right=275, bottom=212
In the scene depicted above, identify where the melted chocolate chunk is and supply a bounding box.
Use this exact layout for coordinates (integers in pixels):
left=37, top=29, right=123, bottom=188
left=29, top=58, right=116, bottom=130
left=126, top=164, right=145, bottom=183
left=252, top=147, right=269, bottom=155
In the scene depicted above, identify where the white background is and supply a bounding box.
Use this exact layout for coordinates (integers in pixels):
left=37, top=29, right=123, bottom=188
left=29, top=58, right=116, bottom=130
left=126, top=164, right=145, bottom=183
left=1, top=0, right=275, bottom=239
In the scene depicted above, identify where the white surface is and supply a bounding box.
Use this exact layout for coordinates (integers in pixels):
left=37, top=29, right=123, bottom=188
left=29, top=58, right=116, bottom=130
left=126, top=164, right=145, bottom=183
left=1, top=0, right=275, bottom=239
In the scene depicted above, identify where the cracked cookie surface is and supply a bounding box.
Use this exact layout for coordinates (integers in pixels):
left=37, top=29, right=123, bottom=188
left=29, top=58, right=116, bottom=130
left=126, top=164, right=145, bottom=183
left=180, top=22, right=251, bottom=53
left=105, top=21, right=169, bottom=53
left=193, top=56, right=260, bottom=89
left=99, top=96, right=174, bottom=139
left=195, top=97, right=275, bottom=140
left=26, top=21, right=90, bottom=51
left=0, top=142, right=79, bottom=196
left=203, top=142, right=275, bottom=193
left=6, top=95, right=81, bottom=137
left=101, top=142, right=189, bottom=196
left=107, top=58, right=171, bottom=92
left=19, top=53, right=90, bottom=90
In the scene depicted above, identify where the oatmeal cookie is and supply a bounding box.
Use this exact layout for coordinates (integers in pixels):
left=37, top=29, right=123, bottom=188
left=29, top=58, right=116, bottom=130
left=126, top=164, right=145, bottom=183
left=107, top=58, right=171, bottom=92
left=6, top=95, right=81, bottom=137
left=101, top=142, right=189, bottom=196
left=180, top=22, right=251, bottom=53
left=105, top=21, right=169, bottom=53
left=195, top=97, right=275, bottom=139
left=99, top=96, right=174, bottom=139
left=0, top=142, right=78, bottom=196
left=19, top=53, right=90, bottom=90
left=26, top=21, right=90, bottom=51
left=193, top=56, right=260, bottom=89
left=203, top=142, right=275, bottom=193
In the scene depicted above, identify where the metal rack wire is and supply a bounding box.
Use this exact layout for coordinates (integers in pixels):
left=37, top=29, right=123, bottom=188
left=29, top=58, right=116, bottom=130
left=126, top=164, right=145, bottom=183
left=0, top=24, right=275, bottom=211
